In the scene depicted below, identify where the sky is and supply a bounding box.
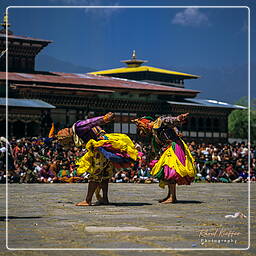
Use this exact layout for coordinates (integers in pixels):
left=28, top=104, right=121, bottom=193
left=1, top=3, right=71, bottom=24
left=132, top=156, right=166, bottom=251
left=0, top=0, right=255, bottom=102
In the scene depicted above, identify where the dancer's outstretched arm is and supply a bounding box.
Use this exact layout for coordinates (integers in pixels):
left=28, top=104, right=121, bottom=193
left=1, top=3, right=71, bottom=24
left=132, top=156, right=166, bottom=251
left=57, top=112, right=114, bottom=147
left=161, top=113, right=189, bottom=128
left=75, top=112, right=114, bottom=135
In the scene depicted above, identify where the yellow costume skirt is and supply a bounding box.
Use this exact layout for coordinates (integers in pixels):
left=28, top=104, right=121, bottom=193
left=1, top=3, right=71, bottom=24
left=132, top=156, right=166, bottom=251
left=76, top=133, right=138, bottom=182
left=151, top=139, right=196, bottom=188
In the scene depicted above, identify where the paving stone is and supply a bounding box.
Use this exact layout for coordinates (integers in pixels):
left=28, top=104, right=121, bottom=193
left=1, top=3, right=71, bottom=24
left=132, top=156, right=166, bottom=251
left=0, top=183, right=255, bottom=256
left=85, top=226, right=149, bottom=232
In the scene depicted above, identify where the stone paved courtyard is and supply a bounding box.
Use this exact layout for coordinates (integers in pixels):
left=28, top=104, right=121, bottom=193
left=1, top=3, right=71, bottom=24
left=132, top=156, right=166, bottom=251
left=0, top=183, right=255, bottom=256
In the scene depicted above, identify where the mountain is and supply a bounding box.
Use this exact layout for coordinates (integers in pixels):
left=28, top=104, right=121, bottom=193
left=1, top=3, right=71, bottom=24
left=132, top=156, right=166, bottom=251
left=35, top=55, right=255, bottom=105
left=35, top=54, right=94, bottom=74
left=169, top=63, right=255, bottom=104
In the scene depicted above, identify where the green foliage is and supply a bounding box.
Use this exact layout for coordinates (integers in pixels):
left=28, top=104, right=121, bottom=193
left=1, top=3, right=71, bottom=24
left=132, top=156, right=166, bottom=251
left=250, top=110, right=256, bottom=142
left=228, top=109, right=248, bottom=139
left=252, top=98, right=256, bottom=111
left=228, top=109, right=256, bottom=143
left=228, top=97, right=256, bottom=142
left=233, top=96, right=256, bottom=110
left=234, top=96, right=248, bottom=107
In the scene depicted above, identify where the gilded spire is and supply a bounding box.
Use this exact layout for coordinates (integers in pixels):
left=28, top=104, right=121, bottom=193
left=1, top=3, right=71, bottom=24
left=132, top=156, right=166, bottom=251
left=121, top=50, right=147, bottom=68
left=1, top=12, right=10, bottom=29
left=132, top=50, right=136, bottom=60
left=0, top=12, right=12, bottom=35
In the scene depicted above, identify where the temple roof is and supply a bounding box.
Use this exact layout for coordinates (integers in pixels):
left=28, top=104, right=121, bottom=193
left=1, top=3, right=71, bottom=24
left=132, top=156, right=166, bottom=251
left=89, top=50, right=199, bottom=79
left=0, top=97, right=55, bottom=109
left=89, top=65, right=199, bottom=79
left=11, top=83, right=115, bottom=95
left=167, top=98, right=246, bottom=110
left=0, top=71, right=200, bottom=97
left=0, top=12, right=52, bottom=44
left=0, top=33, right=52, bottom=44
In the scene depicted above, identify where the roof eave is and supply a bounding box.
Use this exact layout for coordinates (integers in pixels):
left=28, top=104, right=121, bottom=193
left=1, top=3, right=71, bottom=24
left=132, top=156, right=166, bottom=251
left=89, top=66, right=200, bottom=79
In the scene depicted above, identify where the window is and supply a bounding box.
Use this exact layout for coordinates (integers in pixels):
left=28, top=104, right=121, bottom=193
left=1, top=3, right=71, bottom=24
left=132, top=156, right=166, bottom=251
left=122, top=123, right=129, bottom=133
left=205, top=132, right=212, bottom=138
left=14, top=57, right=20, bottom=69
left=221, top=132, right=227, bottom=138
left=198, top=132, right=205, bottom=137
left=8, top=56, right=13, bottom=69
left=122, top=113, right=129, bottom=133
left=182, top=131, right=189, bottom=136
left=190, top=131, right=197, bottom=137
left=129, top=113, right=137, bottom=134
left=114, top=123, right=121, bottom=133
left=190, top=117, right=196, bottom=130
left=198, top=118, right=204, bottom=128
left=213, top=132, right=220, bottom=138
left=21, top=57, right=26, bottom=70
left=27, top=58, right=34, bottom=70
left=206, top=118, right=212, bottom=131
left=113, top=112, right=137, bottom=134
left=213, top=118, right=220, bottom=131
left=130, top=123, right=137, bottom=134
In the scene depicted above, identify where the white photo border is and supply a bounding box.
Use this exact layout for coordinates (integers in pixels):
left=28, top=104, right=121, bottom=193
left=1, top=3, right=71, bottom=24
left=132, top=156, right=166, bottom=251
left=5, top=5, right=251, bottom=251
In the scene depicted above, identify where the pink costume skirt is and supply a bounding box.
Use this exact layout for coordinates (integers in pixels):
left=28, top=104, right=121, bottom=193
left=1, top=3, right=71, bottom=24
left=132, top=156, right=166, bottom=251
left=151, top=142, right=195, bottom=185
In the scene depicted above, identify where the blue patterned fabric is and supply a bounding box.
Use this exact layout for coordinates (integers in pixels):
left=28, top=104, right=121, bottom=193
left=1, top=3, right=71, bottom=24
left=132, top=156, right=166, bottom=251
left=98, top=147, right=131, bottom=163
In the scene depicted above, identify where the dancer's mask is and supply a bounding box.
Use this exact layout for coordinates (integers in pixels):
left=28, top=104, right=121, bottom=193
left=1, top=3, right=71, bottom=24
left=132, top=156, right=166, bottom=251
left=131, top=116, right=154, bottom=137
left=56, top=128, right=74, bottom=147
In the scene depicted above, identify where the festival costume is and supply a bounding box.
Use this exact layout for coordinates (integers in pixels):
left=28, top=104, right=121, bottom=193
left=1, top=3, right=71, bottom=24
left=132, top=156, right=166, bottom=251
left=133, top=115, right=196, bottom=188
left=57, top=114, right=138, bottom=183
left=76, top=133, right=138, bottom=181
left=57, top=115, right=109, bottom=148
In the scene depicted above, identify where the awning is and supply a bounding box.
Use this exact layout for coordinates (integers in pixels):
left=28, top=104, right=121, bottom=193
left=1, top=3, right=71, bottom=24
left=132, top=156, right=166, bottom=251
left=167, top=98, right=246, bottom=110
left=0, top=98, right=55, bottom=109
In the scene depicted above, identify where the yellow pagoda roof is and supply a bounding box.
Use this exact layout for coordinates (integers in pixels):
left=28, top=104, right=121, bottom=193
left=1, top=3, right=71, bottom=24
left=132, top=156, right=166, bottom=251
left=89, top=65, right=199, bottom=79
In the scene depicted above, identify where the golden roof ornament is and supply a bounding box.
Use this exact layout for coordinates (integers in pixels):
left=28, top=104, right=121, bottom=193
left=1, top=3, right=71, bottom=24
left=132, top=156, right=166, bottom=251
left=132, top=50, right=136, bottom=60
left=121, top=50, right=147, bottom=68
left=0, top=12, right=12, bottom=35
left=1, top=12, right=10, bottom=29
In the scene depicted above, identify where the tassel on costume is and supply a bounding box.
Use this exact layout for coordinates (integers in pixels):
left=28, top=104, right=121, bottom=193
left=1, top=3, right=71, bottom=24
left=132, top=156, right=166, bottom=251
left=48, top=123, right=55, bottom=138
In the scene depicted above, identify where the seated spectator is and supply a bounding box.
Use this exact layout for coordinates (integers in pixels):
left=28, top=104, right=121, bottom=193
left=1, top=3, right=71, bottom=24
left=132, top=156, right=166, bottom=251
left=217, top=167, right=231, bottom=183
left=137, top=167, right=153, bottom=183
left=18, top=156, right=38, bottom=183
left=38, top=163, right=58, bottom=183
left=128, top=167, right=138, bottom=183
left=4, top=136, right=252, bottom=184
left=207, top=163, right=221, bottom=182
left=112, top=170, right=129, bottom=183
left=67, top=163, right=84, bottom=183
left=232, top=169, right=248, bottom=183
left=225, top=163, right=239, bottom=181
left=49, top=159, right=60, bottom=177
left=57, top=163, right=71, bottom=183
left=249, top=167, right=256, bottom=182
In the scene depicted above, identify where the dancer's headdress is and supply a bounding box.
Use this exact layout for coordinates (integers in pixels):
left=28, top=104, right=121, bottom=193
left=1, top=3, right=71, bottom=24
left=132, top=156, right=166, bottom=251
left=131, top=116, right=154, bottom=136
left=56, top=128, right=74, bottom=147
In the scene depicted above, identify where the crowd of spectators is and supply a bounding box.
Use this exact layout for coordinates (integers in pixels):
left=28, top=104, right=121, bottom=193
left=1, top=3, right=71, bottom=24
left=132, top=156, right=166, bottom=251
left=188, top=141, right=255, bottom=183
left=0, top=137, right=255, bottom=184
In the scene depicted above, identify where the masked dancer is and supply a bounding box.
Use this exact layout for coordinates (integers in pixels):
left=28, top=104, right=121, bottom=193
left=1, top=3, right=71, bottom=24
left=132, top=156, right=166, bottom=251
left=57, top=112, right=138, bottom=206
left=132, top=113, right=196, bottom=204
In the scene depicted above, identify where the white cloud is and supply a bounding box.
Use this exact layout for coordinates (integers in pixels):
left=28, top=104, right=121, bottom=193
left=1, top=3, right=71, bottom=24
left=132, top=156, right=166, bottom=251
left=50, top=0, right=103, bottom=4
left=49, top=0, right=120, bottom=19
left=84, top=2, right=120, bottom=18
left=241, top=20, right=248, bottom=32
left=172, top=8, right=209, bottom=27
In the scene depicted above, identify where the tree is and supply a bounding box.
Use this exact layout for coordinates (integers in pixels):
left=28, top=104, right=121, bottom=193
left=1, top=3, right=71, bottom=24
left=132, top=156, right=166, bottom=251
left=234, top=96, right=249, bottom=107
left=251, top=111, right=256, bottom=143
left=228, top=97, right=256, bottom=142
